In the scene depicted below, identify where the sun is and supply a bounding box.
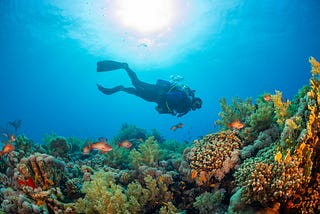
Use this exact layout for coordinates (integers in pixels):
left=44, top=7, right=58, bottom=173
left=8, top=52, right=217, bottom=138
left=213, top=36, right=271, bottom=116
left=114, top=0, right=174, bottom=34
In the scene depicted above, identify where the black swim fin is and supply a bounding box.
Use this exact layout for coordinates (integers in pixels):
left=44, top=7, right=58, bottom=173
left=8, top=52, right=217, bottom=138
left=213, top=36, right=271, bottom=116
left=97, top=60, right=127, bottom=72
left=97, top=84, right=124, bottom=95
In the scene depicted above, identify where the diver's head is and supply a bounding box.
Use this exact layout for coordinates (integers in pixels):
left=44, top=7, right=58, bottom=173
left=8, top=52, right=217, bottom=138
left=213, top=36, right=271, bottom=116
left=191, top=97, right=202, bottom=110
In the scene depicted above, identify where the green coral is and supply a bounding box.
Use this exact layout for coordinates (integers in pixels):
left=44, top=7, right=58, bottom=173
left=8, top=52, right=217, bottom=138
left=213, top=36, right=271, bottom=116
left=248, top=97, right=274, bottom=132
left=75, top=170, right=173, bottom=213
left=193, top=190, right=225, bottom=214
left=159, top=202, right=180, bottom=214
left=161, top=139, right=188, bottom=158
left=113, top=123, right=147, bottom=145
left=216, top=97, right=254, bottom=130
left=47, top=137, right=70, bottom=159
left=75, top=170, right=131, bottom=214
left=14, top=135, right=34, bottom=155
left=287, top=85, right=310, bottom=117
left=129, top=136, right=160, bottom=168
left=103, top=146, right=131, bottom=169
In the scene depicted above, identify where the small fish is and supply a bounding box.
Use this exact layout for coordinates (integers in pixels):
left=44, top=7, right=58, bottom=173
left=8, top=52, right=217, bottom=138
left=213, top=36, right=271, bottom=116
left=9, top=134, right=16, bottom=143
left=213, top=120, right=218, bottom=128
left=82, top=146, right=91, bottom=155
left=90, top=141, right=112, bottom=154
left=118, top=139, right=132, bottom=149
left=191, top=170, right=198, bottom=179
left=264, top=94, right=271, bottom=102
left=228, top=120, right=244, bottom=130
left=82, top=140, right=112, bottom=155
left=0, top=143, right=15, bottom=156
left=170, top=122, right=184, bottom=131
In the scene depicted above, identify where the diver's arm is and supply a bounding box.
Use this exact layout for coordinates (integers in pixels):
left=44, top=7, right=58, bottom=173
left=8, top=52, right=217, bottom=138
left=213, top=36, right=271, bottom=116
left=177, top=112, right=188, bottom=117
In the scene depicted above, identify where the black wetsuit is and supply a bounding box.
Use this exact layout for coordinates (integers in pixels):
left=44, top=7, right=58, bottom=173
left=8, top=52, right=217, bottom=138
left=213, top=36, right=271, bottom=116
left=98, top=67, right=193, bottom=117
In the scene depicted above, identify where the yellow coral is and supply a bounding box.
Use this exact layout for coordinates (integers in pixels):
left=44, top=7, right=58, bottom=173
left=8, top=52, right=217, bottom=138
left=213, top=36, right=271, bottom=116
left=271, top=90, right=291, bottom=127
left=309, top=56, right=320, bottom=76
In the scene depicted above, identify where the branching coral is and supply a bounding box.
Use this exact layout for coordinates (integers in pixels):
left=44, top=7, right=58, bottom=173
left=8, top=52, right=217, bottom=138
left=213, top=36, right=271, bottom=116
left=76, top=169, right=174, bottom=214
left=216, top=97, right=254, bottom=130
left=130, top=136, right=160, bottom=168
left=186, top=130, right=243, bottom=185
left=75, top=170, right=131, bottom=214
left=271, top=90, right=291, bottom=128
left=14, top=135, right=34, bottom=155
left=113, top=123, right=147, bottom=145
left=235, top=149, right=307, bottom=207
left=193, top=189, right=226, bottom=213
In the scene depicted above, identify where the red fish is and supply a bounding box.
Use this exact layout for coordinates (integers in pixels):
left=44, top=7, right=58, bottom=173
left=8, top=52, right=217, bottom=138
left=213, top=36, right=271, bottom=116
left=83, top=140, right=112, bottom=155
left=118, top=139, right=132, bottom=149
left=0, top=143, right=15, bottom=156
left=170, top=122, right=184, bottom=131
left=228, top=120, right=244, bottom=130
left=264, top=94, right=271, bottom=102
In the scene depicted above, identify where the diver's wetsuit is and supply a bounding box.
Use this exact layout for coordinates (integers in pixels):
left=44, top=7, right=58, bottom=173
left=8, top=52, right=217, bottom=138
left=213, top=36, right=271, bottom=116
left=97, top=63, right=197, bottom=117
left=121, top=67, right=167, bottom=102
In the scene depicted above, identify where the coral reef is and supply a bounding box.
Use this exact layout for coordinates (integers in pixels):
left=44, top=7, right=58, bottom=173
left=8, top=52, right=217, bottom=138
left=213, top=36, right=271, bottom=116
left=75, top=169, right=174, bottom=214
left=186, top=130, right=243, bottom=184
left=271, top=90, right=291, bottom=128
left=112, top=123, right=147, bottom=146
left=193, top=190, right=226, bottom=214
left=47, top=137, right=70, bottom=159
left=130, top=136, right=161, bottom=169
left=1, top=57, right=320, bottom=214
left=216, top=97, right=254, bottom=130
left=231, top=57, right=320, bottom=213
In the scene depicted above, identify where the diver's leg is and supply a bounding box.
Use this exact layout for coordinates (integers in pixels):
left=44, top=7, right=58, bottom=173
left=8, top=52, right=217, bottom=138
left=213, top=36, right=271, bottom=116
left=124, top=67, right=141, bottom=87
left=97, top=84, right=124, bottom=95
left=121, top=87, right=139, bottom=95
left=124, top=67, right=157, bottom=92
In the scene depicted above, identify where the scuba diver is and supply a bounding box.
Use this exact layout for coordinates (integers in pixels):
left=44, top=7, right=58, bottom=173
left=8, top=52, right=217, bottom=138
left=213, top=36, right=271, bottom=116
left=96, top=60, right=202, bottom=117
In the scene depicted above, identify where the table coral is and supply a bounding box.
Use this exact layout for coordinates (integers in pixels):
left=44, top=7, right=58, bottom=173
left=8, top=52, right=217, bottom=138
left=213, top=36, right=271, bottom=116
left=186, top=130, right=243, bottom=185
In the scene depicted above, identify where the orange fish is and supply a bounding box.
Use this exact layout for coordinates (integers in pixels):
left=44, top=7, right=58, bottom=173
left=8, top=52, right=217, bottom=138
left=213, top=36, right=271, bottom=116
left=0, top=143, right=15, bottom=156
left=83, top=140, right=112, bottom=155
left=228, top=120, right=244, bottom=130
left=191, top=170, right=198, bottom=179
left=82, top=146, right=91, bottom=155
left=170, top=122, right=184, bottom=131
left=264, top=94, right=271, bottom=101
left=118, top=139, right=132, bottom=149
left=90, top=142, right=112, bottom=154
left=9, top=134, right=16, bottom=143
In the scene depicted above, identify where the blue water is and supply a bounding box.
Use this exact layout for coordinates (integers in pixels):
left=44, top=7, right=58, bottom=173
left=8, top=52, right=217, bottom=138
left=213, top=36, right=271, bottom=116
left=1, top=0, right=320, bottom=144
